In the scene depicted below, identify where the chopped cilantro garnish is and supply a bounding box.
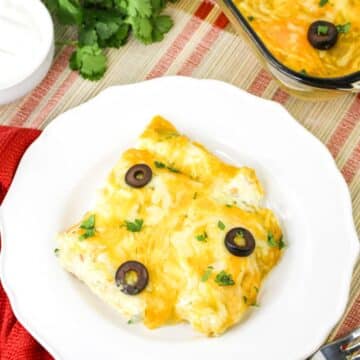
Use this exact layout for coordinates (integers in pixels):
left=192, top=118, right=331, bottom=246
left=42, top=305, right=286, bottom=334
left=247, top=15, right=255, bottom=21
left=79, top=214, right=96, bottom=240
left=154, top=161, right=166, bottom=168
left=319, top=0, right=328, bottom=6
left=317, top=24, right=329, bottom=35
left=243, top=296, right=248, bottom=304
left=125, top=219, right=144, bottom=232
left=215, top=271, right=235, bottom=286
left=80, top=214, right=95, bottom=229
left=79, top=228, right=95, bottom=240
left=167, top=165, right=180, bottom=173
left=267, top=232, right=285, bottom=249
left=54, top=248, right=60, bottom=256
left=217, top=220, right=225, bottom=230
left=226, top=204, right=232, bottom=208
left=154, top=161, right=180, bottom=173
left=201, top=266, right=214, bottom=282
left=278, top=235, right=286, bottom=249
left=300, top=69, right=307, bottom=75
left=267, top=232, right=278, bottom=247
left=196, top=232, right=208, bottom=242
left=336, top=22, right=351, bottom=34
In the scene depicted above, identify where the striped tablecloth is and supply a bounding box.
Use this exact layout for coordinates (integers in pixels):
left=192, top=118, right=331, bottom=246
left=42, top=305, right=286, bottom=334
left=0, top=0, right=359, bottom=343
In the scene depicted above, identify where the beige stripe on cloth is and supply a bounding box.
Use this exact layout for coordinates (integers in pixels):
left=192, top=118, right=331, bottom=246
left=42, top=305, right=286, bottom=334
left=0, top=0, right=359, bottom=346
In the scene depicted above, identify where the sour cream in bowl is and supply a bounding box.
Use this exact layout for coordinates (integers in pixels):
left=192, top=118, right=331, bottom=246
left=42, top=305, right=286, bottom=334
left=0, top=0, right=54, bottom=105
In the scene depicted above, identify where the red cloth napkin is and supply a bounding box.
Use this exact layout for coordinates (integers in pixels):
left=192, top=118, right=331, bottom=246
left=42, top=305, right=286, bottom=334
left=0, top=126, right=53, bottom=360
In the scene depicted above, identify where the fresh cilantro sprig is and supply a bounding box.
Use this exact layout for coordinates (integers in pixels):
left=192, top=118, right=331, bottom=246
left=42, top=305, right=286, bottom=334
left=43, top=0, right=176, bottom=80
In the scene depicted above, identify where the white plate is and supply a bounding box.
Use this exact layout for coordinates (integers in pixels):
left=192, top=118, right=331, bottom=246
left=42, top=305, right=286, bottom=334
left=0, top=77, right=358, bottom=360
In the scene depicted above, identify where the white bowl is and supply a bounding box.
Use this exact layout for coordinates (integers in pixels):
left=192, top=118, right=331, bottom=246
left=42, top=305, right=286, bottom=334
left=0, top=0, right=54, bottom=105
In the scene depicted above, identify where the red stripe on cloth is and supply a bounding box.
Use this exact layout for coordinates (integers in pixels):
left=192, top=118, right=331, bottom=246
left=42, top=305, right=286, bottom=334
left=31, top=72, right=78, bottom=129
left=334, top=293, right=360, bottom=339
left=146, top=1, right=214, bottom=79
left=272, top=88, right=290, bottom=105
left=177, top=13, right=229, bottom=76
left=327, top=95, right=360, bottom=159
left=341, top=140, right=360, bottom=184
left=247, top=69, right=272, bottom=96
left=8, top=47, right=73, bottom=128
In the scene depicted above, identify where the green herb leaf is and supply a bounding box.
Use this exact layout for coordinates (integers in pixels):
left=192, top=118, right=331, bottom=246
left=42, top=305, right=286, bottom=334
left=57, top=0, right=83, bottom=25
left=79, top=215, right=96, bottom=240
left=317, top=24, right=329, bottom=35
left=267, top=232, right=277, bottom=247
left=125, top=219, right=144, bottom=232
left=201, top=266, right=214, bottom=282
left=247, top=15, right=255, bottom=21
left=54, top=248, right=60, bottom=256
left=127, top=0, right=153, bottom=18
left=217, top=220, right=225, bottom=230
left=154, top=161, right=166, bottom=168
left=278, top=235, right=286, bottom=249
left=215, top=271, right=235, bottom=286
left=336, top=22, right=351, bottom=34
left=267, top=232, right=285, bottom=249
left=70, top=45, right=107, bottom=81
left=79, top=228, right=96, bottom=240
left=80, top=214, right=96, bottom=230
left=225, top=204, right=232, bottom=208
left=196, top=232, right=208, bottom=242
left=167, top=165, right=180, bottom=173
left=243, top=295, right=248, bottom=304
left=319, top=0, right=328, bottom=6
left=300, top=69, right=308, bottom=75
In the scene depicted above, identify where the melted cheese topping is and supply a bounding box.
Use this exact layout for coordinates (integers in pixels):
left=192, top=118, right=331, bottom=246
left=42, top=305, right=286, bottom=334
left=234, top=0, right=360, bottom=77
left=57, top=116, right=283, bottom=336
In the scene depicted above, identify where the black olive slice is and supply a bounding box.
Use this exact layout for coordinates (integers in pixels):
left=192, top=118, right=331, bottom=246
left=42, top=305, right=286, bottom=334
left=307, top=21, right=338, bottom=50
left=115, top=260, right=149, bottom=295
left=224, top=227, right=255, bottom=257
left=125, top=164, right=152, bottom=188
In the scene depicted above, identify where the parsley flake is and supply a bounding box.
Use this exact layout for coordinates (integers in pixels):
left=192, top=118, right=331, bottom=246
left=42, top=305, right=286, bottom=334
left=167, top=165, right=180, bottom=173
left=217, top=220, right=225, bottom=230
left=247, top=15, right=255, bottom=21
left=201, top=266, right=214, bottom=282
left=267, top=232, right=285, bottom=249
left=79, top=214, right=96, bottom=240
left=125, top=219, right=144, bottom=232
left=54, top=248, right=60, bottom=256
left=196, top=232, right=208, bottom=242
left=319, top=0, right=328, bottom=6
left=336, top=22, right=351, bottom=34
left=215, top=271, right=235, bottom=286
left=154, top=161, right=166, bottom=168
left=243, top=295, right=248, bottom=304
